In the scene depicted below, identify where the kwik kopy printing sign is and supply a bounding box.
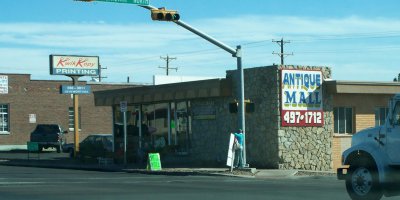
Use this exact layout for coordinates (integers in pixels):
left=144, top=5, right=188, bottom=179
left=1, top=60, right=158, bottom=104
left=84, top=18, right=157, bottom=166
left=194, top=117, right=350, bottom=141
left=50, top=55, right=99, bottom=76
left=281, top=69, right=323, bottom=127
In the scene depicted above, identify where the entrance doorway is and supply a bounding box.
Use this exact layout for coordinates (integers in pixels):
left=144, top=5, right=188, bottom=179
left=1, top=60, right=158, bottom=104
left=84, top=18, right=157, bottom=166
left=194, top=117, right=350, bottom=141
left=172, top=101, right=190, bottom=154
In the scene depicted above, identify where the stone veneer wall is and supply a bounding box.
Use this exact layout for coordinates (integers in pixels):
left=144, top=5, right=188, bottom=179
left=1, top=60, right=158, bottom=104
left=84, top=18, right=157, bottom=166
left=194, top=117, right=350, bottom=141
left=189, top=65, right=333, bottom=170
left=190, top=98, right=235, bottom=166
left=277, top=65, right=333, bottom=171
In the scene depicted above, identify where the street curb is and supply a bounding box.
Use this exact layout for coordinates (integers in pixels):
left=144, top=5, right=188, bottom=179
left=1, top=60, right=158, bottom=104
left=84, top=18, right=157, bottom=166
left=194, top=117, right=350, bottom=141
left=0, top=160, right=121, bottom=172
left=0, top=160, right=335, bottom=179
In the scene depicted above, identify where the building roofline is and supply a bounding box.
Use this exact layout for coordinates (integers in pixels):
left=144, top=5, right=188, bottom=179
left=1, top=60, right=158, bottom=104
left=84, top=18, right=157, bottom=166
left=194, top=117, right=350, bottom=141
left=325, top=80, right=400, bottom=94
left=94, top=78, right=232, bottom=106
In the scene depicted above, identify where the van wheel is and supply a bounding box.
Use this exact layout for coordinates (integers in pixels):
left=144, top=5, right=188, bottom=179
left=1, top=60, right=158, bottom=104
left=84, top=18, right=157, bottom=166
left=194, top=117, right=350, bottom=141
left=345, top=158, right=382, bottom=200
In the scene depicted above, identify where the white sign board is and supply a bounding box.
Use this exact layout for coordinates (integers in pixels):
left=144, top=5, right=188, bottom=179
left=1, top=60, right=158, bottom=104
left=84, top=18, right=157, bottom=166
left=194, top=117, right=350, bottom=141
left=120, top=101, right=128, bottom=112
left=226, top=133, right=235, bottom=167
left=0, top=75, right=8, bottom=94
left=29, top=114, right=36, bottom=124
left=281, top=69, right=323, bottom=127
left=50, top=55, right=99, bottom=76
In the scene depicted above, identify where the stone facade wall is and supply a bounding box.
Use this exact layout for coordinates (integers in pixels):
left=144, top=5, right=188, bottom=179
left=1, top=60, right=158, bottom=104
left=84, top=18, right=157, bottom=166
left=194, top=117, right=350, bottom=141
left=277, top=66, right=333, bottom=171
left=228, top=66, right=281, bottom=168
left=190, top=98, right=235, bottom=166
left=189, top=65, right=333, bottom=170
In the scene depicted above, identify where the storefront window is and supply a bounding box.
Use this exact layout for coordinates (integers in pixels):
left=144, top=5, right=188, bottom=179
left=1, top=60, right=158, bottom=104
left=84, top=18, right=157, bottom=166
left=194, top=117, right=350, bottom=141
left=0, top=104, right=9, bottom=132
left=334, top=107, right=353, bottom=134
left=113, top=101, right=191, bottom=162
left=142, top=103, right=169, bottom=151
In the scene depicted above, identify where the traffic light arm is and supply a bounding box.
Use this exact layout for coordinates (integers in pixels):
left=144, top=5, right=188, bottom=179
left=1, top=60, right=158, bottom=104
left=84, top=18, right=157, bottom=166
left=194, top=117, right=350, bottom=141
left=139, top=4, right=237, bottom=57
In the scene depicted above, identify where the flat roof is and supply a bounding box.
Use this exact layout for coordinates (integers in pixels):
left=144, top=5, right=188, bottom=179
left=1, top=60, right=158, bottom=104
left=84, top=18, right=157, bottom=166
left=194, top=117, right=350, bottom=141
left=326, top=80, right=400, bottom=94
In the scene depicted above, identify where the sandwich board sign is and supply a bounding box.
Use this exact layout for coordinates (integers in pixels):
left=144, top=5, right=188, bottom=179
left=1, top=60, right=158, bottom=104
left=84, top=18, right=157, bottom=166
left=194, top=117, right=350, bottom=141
left=147, top=153, right=162, bottom=171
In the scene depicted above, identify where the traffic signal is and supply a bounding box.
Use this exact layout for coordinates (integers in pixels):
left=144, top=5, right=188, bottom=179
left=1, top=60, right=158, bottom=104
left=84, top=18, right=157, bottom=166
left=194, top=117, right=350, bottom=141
left=246, top=102, right=255, bottom=113
left=229, top=102, right=238, bottom=113
left=229, top=101, right=255, bottom=113
left=151, top=7, right=180, bottom=21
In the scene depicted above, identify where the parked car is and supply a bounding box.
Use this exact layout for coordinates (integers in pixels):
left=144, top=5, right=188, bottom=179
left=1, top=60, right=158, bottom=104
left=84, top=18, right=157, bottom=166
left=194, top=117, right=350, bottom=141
left=63, top=134, right=113, bottom=158
left=30, top=124, right=68, bottom=153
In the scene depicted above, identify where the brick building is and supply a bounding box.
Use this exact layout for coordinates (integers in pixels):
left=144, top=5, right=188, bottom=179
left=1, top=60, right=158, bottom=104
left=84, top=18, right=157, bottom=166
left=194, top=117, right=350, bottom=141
left=0, top=73, right=138, bottom=150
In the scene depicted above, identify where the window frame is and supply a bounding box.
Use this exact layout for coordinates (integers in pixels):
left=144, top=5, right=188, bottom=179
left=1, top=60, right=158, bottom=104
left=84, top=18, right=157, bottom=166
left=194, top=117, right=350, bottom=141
left=333, top=106, right=353, bottom=134
left=0, top=104, right=10, bottom=134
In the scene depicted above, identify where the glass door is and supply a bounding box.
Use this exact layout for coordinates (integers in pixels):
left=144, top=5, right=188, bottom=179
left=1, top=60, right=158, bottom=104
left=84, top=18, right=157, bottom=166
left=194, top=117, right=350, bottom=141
left=174, top=102, right=189, bottom=154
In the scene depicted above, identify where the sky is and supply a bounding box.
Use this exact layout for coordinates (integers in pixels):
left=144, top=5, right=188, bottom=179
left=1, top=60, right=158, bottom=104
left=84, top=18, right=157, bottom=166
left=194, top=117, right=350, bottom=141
left=0, top=0, right=400, bottom=83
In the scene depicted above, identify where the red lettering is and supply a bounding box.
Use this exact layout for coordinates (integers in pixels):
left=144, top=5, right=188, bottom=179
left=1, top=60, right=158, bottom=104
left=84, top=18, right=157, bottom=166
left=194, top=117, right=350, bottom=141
left=56, top=58, right=69, bottom=67
left=75, top=58, right=87, bottom=67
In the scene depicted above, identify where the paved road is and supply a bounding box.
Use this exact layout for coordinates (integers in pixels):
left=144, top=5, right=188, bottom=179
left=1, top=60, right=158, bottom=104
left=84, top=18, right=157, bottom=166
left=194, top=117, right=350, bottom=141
left=1, top=152, right=400, bottom=200
left=0, top=165, right=359, bottom=200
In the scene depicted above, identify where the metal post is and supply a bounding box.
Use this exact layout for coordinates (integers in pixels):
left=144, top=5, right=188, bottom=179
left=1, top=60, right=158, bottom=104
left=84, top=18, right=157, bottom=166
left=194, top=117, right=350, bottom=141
left=70, top=76, right=81, bottom=157
left=138, top=105, right=142, bottom=149
left=123, top=110, right=127, bottom=166
left=236, top=45, right=246, bottom=165
left=167, top=103, right=171, bottom=145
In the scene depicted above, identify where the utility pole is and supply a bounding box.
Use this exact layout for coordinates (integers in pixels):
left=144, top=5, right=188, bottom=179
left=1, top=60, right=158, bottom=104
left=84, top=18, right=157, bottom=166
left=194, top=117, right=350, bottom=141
left=272, top=38, right=293, bottom=65
left=159, top=55, right=178, bottom=76
left=98, top=65, right=107, bottom=82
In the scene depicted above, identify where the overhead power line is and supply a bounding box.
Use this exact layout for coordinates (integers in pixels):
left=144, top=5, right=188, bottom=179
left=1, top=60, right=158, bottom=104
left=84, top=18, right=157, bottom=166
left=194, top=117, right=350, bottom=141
left=104, top=31, right=400, bottom=67
left=272, top=38, right=293, bottom=65
left=159, top=55, right=178, bottom=76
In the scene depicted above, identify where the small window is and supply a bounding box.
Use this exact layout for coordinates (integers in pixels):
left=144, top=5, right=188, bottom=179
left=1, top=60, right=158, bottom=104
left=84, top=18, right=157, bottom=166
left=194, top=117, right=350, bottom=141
left=375, top=107, right=389, bottom=126
left=68, top=107, right=81, bottom=130
left=334, top=107, right=353, bottom=134
left=0, top=104, right=9, bottom=133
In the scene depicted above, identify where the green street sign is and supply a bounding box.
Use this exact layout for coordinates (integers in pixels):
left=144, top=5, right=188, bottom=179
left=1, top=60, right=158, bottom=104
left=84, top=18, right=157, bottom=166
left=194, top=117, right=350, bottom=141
left=94, top=0, right=149, bottom=5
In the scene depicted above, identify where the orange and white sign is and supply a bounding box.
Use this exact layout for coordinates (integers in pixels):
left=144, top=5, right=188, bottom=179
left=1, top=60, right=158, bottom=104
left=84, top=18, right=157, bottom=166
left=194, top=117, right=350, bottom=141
left=50, top=55, right=99, bottom=76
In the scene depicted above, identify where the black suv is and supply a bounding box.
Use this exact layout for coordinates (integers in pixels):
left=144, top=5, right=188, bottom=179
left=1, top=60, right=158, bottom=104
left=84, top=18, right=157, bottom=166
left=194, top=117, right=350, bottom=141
left=30, top=124, right=68, bottom=153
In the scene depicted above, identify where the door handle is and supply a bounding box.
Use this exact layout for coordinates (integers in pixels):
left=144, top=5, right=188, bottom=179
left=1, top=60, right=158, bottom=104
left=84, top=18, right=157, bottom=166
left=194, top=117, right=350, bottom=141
left=374, top=137, right=384, bottom=146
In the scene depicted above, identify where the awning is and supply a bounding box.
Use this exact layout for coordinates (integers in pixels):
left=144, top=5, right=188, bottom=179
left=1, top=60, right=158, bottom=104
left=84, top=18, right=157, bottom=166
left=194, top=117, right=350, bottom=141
left=94, top=78, right=232, bottom=106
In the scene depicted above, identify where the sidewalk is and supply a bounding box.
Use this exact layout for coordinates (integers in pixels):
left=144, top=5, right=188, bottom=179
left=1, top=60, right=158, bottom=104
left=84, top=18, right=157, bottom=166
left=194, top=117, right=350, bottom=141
left=0, top=152, right=336, bottom=179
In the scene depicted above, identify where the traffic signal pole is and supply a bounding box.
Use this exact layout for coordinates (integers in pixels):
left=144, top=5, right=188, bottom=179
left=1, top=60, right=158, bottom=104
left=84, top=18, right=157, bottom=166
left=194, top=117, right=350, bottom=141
left=139, top=4, right=247, bottom=166
left=74, top=1, right=247, bottom=166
